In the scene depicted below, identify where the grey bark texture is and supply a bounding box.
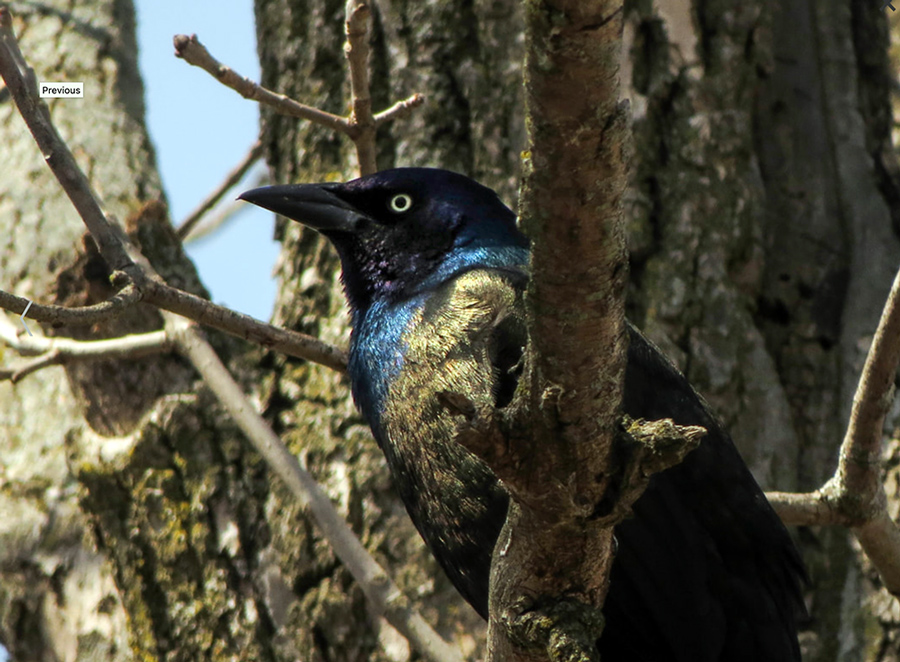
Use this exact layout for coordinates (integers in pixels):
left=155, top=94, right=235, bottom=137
left=0, top=1, right=265, bottom=661
left=0, top=1, right=158, bottom=660
left=625, top=1, right=900, bottom=659
left=2, top=0, right=900, bottom=661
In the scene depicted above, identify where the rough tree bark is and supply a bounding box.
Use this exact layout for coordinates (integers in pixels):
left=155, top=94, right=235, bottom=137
left=3, top=0, right=900, bottom=661
left=1, top=1, right=291, bottom=660
left=251, top=1, right=526, bottom=658
left=0, top=1, right=157, bottom=659
left=624, top=1, right=900, bottom=660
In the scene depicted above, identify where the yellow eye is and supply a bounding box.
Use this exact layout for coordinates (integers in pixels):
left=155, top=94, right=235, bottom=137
left=389, top=193, right=413, bottom=213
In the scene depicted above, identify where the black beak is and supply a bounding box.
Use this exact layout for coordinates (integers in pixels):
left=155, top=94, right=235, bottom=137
left=238, top=184, right=368, bottom=234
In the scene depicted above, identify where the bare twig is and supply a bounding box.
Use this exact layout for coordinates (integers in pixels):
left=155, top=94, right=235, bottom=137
left=137, top=276, right=348, bottom=372
left=373, top=93, right=425, bottom=128
left=836, top=265, right=900, bottom=508
left=0, top=275, right=347, bottom=372
left=173, top=34, right=352, bottom=136
left=177, top=141, right=264, bottom=239
left=766, top=263, right=900, bottom=594
left=184, top=192, right=263, bottom=244
left=344, top=1, right=376, bottom=175
left=853, top=510, right=900, bottom=596
left=0, top=7, right=133, bottom=273
left=170, top=318, right=465, bottom=662
left=765, top=490, right=851, bottom=527
left=0, top=313, right=170, bottom=383
left=1, top=353, right=63, bottom=382
left=173, top=15, right=424, bottom=178
left=0, top=280, right=140, bottom=327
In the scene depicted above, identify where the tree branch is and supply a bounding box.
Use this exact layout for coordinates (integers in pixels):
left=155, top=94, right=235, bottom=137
left=835, top=264, right=900, bottom=512
left=174, top=33, right=353, bottom=136
left=174, top=11, right=424, bottom=178
left=765, top=490, right=851, bottom=527
left=183, top=185, right=265, bottom=243
left=0, top=279, right=349, bottom=381
left=177, top=140, right=264, bottom=239
left=766, top=263, right=900, bottom=594
left=0, top=9, right=347, bottom=373
left=373, top=93, right=425, bottom=127
left=481, top=3, right=629, bottom=661
left=136, top=275, right=348, bottom=371
left=0, top=280, right=140, bottom=327
left=0, top=275, right=348, bottom=372
left=0, top=313, right=170, bottom=383
left=172, top=28, right=424, bottom=172
left=344, top=0, right=376, bottom=174
left=0, top=7, right=133, bottom=273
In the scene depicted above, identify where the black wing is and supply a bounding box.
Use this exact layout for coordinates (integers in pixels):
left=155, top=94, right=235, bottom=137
left=597, top=325, right=806, bottom=662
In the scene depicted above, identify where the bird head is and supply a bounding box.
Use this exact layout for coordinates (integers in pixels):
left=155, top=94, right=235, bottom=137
left=239, top=168, right=528, bottom=313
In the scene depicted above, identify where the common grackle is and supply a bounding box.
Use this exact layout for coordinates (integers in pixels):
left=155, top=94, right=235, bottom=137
left=241, top=168, right=806, bottom=661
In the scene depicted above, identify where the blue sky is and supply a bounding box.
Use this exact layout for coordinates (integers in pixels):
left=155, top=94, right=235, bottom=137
left=136, top=0, right=279, bottom=321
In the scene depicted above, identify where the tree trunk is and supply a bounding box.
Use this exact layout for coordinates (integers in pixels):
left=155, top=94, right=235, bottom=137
left=251, top=1, right=525, bottom=658
left=625, top=1, right=900, bottom=660
left=0, top=1, right=270, bottom=660
left=0, top=1, right=160, bottom=659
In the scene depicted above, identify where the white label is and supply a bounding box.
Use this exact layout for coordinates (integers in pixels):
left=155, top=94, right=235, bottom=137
left=39, top=82, right=84, bottom=98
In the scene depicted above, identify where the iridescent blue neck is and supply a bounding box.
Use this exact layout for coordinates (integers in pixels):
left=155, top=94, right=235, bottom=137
left=347, top=243, right=528, bottom=433
left=414, top=244, right=529, bottom=294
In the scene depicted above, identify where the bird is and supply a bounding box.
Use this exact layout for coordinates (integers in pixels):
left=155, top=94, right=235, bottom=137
left=240, top=168, right=806, bottom=661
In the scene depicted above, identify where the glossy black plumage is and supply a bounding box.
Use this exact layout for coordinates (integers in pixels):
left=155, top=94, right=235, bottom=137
left=241, top=168, right=806, bottom=661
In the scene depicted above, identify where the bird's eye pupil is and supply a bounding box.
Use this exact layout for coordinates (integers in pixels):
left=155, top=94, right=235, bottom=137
left=389, top=193, right=413, bottom=213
